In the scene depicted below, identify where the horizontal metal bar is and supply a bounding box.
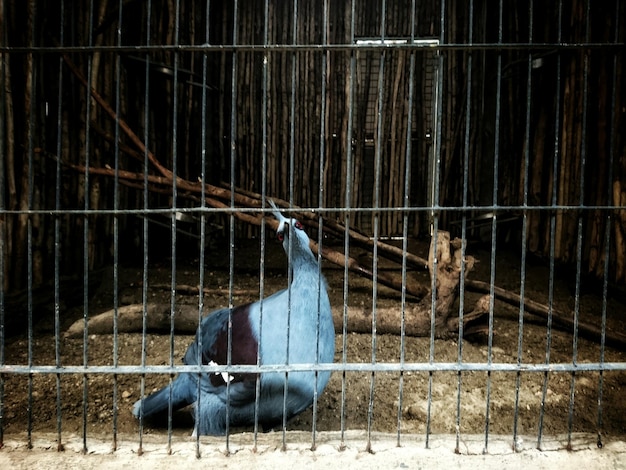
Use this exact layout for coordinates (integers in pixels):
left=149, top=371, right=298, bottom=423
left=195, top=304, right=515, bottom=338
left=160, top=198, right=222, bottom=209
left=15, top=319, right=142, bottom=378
left=1, top=42, right=623, bottom=54
left=0, top=204, right=624, bottom=217
left=1, top=362, right=625, bottom=375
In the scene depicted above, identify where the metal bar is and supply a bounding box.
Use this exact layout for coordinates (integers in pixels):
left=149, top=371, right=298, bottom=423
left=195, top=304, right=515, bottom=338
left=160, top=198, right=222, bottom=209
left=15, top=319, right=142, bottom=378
left=194, top=0, right=212, bottom=459
left=597, top=1, right=622, bottom=448
left=3, top=42, right=625, bottom=54
left=225, top=0, right=239, bottom=452
left=455, top=0, right=474, bottom=454
left=136, top=0, right=153, bottom=455
left=25, top=1, right=38, bottom=449
left=137, top=0, right=154, bottom=455
left=538, top=0, right=564, bottom=451
left=53, top=0, right=66, bottom=453
left=311, top=0, right=330, bottom=451
left=80, top=1, right=96, bottom=453
left=365, top=0, right=387, bottom=452
left=281, top=0, right=300, bottom=451
left=4, top=203, right=626, bottom=217
left=566, top=0, right=591, bottom=450
left=166, top=0, right=182, bottom=454
left=339, top=0, right=357, bottom=450
left=483, top=0, right=505, bottom=454
left=396, top=0, right=417, bottom=448
left=252, top=0, right=271, bottom=451
left=512, top=0, right=534, bottom=453
left=3, top=362, right=624, bottom=375
left=110, top=0, right=125, bottom=452
left=425, top=0, right=447, bottom=450
left=0, top=0, right=6, bottom=445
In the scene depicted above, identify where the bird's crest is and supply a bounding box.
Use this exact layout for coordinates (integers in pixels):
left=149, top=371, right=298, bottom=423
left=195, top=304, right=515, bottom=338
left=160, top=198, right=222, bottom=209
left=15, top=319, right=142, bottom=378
left=267, top=199, right=287, bottom=232
left=267, top=199, right=304, bottom=241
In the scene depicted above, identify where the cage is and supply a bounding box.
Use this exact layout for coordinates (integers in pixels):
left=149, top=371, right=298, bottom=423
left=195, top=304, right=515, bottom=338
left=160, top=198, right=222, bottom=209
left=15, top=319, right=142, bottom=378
left=1, top=0, right=625, bottom=467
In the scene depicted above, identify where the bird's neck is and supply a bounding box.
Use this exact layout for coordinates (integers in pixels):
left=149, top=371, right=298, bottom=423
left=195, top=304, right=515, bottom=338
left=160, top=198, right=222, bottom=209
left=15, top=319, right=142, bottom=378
left=288, top=256, right=323, bottom=285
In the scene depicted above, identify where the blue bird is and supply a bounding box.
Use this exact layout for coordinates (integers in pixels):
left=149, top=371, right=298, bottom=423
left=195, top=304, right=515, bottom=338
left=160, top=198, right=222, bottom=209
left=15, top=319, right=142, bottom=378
left=132, top=200, right=335, bottom=436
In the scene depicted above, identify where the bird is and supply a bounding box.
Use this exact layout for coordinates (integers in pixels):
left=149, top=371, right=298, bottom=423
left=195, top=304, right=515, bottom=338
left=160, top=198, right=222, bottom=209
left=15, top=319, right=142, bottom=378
left=132, top=200, right=335, bottom=436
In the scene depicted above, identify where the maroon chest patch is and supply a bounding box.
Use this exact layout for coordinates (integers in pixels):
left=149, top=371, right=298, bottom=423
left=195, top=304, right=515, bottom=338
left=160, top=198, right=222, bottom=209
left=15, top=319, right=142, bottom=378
left=203, top=303, right=259, bottom=387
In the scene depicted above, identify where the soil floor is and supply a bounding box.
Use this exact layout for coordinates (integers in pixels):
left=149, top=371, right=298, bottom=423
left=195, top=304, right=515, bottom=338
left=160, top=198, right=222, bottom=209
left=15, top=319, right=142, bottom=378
left=2, top=237, right=626, bottom=456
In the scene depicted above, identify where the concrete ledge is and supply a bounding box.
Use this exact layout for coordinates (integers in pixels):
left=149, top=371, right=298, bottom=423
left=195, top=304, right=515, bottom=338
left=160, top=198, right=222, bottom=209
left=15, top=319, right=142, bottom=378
left=1, top=432, right=625, bottom=469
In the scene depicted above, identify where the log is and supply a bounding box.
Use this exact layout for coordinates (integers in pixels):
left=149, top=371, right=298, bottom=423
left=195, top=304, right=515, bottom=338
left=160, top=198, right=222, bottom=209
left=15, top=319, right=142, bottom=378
left=65, top=289, right=626, bottom=350
left=65, top=231, right=483, bottom=340
left=340, top=294, right=490, bottom=340
left=63, top=299, right=487, bottom=340
left=465, top=279, right=626, bottom=350
left=64, top=303, right=201, bottom=338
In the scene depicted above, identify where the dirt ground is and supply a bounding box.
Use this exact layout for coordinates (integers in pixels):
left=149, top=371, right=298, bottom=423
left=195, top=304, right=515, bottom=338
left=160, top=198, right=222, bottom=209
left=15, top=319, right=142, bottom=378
left=2, top=236, right=626, bottom=446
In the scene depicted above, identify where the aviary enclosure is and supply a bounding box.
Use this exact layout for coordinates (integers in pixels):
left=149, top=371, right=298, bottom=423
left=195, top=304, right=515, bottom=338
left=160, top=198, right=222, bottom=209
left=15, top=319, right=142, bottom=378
left=1, top=0, right=625, bottom=461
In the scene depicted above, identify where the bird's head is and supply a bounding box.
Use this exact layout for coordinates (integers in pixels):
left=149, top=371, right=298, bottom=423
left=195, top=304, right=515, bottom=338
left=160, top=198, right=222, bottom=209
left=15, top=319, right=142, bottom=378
left=267, top=199, right=315, bottom=261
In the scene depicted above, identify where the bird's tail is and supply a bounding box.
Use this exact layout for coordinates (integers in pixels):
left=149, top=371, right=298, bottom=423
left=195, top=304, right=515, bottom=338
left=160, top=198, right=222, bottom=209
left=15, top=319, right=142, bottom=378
left=132, top=376, right=194, bottom=418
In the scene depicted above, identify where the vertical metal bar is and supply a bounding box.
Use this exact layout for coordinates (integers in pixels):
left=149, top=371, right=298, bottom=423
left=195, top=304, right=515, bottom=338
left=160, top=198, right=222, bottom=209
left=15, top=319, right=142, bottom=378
left=597, top=214, right=611, bottom=448
left=110, top=0, right=125, bottom=452
left=455, top=0, right=474, bottom=454
left=137, top=0, right=153, bottom=456
left=483, top=0, right=504, bottom=454
left=0, top=0, right=5, bottom=447
left=288, top=1, right=298, bottom=209
left=283, top=206, right=294, bottom=449
left=339, top=0, right=356, bottom=450
left=566, top=0, right=591, bottom=449
left=281, top=0, right=299, bottom=450
left=396, top=0, right=417, bottom=448
left=54, top=0, right=66, bottom=452
left=25, top=0, right=38, bottom=450
left=194, top=0, right=212, bottom=459
left=0, top=24, right=7, bottom=448
left=513, top=0, right=534, bottom=453
left=426, top=0, right=446, bottom=451
left=366, top=0, right=386, bottom=453
left=254, top=0, right=270, bottom=450
left=0, top=16, right=4, bottom=445
left=312, top=0, right=329, bottom=451
left=426, top=171, right=436, bottom=444
left=167, top=0, right=181, bottom=454
left=81, top=0, right=96, bottom=453
left=597, top=2, right=621, bottom=448
left=225, top=0, right=239, bottom=453
left=537, top=0, right=563, bottom=450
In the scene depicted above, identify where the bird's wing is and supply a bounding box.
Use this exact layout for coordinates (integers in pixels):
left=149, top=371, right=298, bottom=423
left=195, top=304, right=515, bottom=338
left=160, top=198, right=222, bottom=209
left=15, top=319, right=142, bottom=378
left=184, top=304, right=261, bottom=390
left=183, top=307, right=231, bottom=366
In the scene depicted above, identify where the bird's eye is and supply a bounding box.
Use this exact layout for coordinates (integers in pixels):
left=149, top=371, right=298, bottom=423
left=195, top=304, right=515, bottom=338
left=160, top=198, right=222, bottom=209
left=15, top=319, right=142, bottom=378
left=277, top=232, right=284, bottom=242
left=294, top=221, right=304, bottom=230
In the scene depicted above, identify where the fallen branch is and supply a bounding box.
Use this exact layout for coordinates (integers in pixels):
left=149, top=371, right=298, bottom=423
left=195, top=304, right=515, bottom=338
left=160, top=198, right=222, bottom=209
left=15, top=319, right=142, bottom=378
left=466, top=279, right=626, bottom=349
left=64, top=300, right=488, bottom=340
left=51, top=159, right=429, bottom=299
left=59, top=54, right=432, bottom=295
left=64, top=303, right=200, bottom=338
left=67, top=231, right=480, bottom=340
